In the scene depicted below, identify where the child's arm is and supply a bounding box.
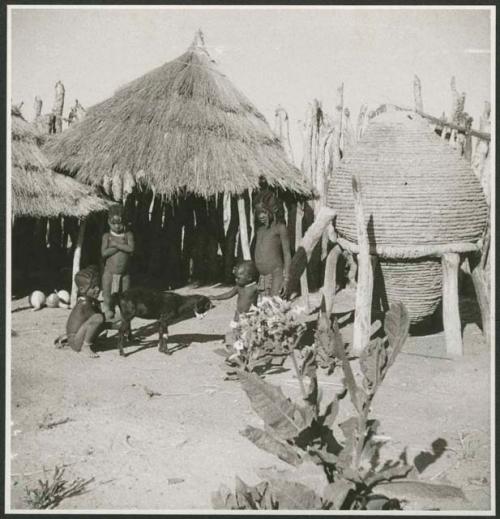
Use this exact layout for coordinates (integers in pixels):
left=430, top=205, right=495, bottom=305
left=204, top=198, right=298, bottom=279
left=113, top=231, right=135, bottom=254
left=210, top=286, right=238, bottom=301
left=101, top=233, right=118, bottom=258
left=279, top=223, right=292, bottom=295
left=279, top=223, right=292, bottom=277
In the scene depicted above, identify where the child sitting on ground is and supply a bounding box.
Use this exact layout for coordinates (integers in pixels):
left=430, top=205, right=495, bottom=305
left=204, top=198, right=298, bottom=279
left=54, top=265, right=105, bottom=358
left=101, top=204, right=135, bottom=321
left=253, top=198, right=291, bottom=297
left=211, top=260, right=260, bottom=347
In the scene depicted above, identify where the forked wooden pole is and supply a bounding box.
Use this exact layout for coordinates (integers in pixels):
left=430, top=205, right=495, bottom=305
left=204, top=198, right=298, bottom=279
left=237, top=196, right=251, bottom=261
left=70, top=219, right=86, bottom=308
left=295, top=201, right=309, bottom=309
left=352, top=176, right=376, bottom=355
left=286, top=207, right=336, bottom=298
left=441, top=252, right=463, bottom=356
left=468, top=252, right=490, bottom=348
left=323, top=244, right=341, bottom=315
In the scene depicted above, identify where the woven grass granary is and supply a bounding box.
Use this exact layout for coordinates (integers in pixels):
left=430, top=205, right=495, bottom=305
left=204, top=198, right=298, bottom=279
left=328, top=109, right=488, bottom=324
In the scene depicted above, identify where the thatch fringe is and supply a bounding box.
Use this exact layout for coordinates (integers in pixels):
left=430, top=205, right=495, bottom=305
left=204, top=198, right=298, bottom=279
left=11, top=109, right=110, bottom=218
left=44, top=32, right=312, bottom=199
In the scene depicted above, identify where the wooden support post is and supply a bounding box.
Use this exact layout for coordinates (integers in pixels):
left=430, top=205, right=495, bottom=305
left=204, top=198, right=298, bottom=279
left=70, top=219, right=86, bottom=308
left=352, top=176, right=375, bottom=355
left=237, top=195, right=251, bottom=261
left=323, top=244, right=341, bottom=314
left=441, top=252, right=463, bottom=357
left=468, top=253, right=491, bottom=347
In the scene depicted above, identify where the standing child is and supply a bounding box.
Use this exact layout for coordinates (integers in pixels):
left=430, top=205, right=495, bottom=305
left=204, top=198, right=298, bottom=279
left=212, top=260, right=260, bottom=320
left=211, top=260, right=260, bottom=347
left=253, top=199, right=291, bottom=297
left=101, top=205, right=135, bottom=320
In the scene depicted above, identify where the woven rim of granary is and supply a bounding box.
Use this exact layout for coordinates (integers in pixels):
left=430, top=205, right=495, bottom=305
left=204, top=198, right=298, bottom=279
left=328, top=109, right=489, bottom=259
left=43, top=30, right=313, bottom=201
left=11, top=107, right=110, bottom=218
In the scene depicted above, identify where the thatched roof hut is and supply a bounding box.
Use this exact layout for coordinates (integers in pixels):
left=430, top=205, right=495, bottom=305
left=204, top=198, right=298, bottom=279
left=44, top=30, right=311, bottom=200
left=11, top=107, right=109, bottom=218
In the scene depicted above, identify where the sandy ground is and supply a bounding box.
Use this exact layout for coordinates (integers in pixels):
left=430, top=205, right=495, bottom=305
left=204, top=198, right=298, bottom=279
left=8, top=286, right=492, bottom=512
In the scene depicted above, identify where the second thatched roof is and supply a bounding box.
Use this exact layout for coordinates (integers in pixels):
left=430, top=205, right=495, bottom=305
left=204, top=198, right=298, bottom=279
left=11, top=108, right=109, bottom=218
left=44, top=31, right=312, bottom=200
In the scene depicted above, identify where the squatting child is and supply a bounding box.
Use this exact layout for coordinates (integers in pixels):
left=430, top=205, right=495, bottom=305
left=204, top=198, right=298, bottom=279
left=101, top=205, right=135, bottom=320
left=54, top=265, right=105, bottom=358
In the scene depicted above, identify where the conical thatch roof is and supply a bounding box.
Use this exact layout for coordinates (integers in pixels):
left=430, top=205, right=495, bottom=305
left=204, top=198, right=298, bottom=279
left=328, top=109, right=488, bottom=256
left=11, top=108, right=109, bottom=218
left=44, top=31, right=312, bottom=200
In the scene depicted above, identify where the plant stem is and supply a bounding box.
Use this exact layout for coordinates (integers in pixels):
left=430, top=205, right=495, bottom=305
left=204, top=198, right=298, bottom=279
left=289, top=335, right=307, bottom=400
left=290, top=348, right=307, bottom=400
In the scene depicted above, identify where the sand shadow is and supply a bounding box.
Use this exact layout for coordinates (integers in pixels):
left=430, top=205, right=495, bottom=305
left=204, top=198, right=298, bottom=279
left=95, top=324, right=224, bottom=357
left=12, top=305, right=32, bottom=313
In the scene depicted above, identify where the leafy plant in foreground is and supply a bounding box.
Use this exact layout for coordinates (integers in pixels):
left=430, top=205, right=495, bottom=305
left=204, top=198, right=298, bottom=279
left=223, top=296, right=307, bottom=379
left=212, top=301, right=467, bottom=510
left=24, top=465, right=94, bottom=509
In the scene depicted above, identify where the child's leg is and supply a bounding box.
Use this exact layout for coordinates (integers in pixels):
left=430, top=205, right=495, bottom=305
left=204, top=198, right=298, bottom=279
left=270, top=266, right=284, bottom=296
left=73, top=314, right=105, bottom=358
left=121, top=274, right=131, bottom=292
left=102, top=270, right=114, bottom=320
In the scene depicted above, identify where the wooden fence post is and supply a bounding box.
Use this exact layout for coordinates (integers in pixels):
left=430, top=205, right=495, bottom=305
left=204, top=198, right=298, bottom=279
left=52, top=80, right=65, bottom=134
left=413, top=74, right=423, bottom=112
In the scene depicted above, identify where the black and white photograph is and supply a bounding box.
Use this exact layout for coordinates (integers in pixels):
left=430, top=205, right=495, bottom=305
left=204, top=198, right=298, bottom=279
left=5, top=4, right=495, bottom=513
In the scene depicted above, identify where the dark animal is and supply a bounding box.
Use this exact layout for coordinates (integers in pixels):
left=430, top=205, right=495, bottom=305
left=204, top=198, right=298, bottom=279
left=111, top=288, right=214, bottom=356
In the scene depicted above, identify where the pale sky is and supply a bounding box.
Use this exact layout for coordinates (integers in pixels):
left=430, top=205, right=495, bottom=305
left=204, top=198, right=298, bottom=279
left=9, top=6, right=493, bottom=163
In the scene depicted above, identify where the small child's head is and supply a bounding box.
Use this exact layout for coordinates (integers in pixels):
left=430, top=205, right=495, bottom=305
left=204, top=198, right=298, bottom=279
left=254, top=202, right=273, bottom=228
left=108, top=204, right=125, bottom=234
left=233, top=260, right=259, bottom=287
left=75, top=265, right=100, bottom=298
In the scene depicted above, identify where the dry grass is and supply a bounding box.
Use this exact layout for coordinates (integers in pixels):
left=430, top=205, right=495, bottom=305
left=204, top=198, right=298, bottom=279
left=24, top=465, right=94, bottom=509
left=44, top=32, right=312, bottom=199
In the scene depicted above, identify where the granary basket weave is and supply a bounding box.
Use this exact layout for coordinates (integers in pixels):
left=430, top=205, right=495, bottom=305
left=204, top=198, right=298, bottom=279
left=376, top=258, right=443, bottom=323
left=328, top=109, right=488, bottom=323
left=328, top=110, right=488, bottom=254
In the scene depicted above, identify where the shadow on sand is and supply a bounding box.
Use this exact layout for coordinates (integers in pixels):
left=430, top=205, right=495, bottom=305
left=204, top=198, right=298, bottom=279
left=96, top=320, right=224, bottom=357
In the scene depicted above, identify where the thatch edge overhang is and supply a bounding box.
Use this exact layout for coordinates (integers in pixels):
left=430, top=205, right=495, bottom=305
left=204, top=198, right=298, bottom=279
left=11, top=109, right=111, bottom=219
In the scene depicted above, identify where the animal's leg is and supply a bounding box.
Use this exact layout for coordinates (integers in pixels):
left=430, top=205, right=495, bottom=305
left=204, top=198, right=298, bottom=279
left=158, top=316, right=170, bottom=354
left=118, top=319, right=131, bottom=357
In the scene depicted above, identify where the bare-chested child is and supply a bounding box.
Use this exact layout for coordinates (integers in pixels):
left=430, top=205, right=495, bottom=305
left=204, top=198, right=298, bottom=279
left=211, top=260, right=259, bottom=347
left=212, top=260, right=259, bottom=320
left=101, top=205, right=135, bottom=321
left=253, top=201, right=291, bottom=297
left=54, top=265, right=104, bottom=358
